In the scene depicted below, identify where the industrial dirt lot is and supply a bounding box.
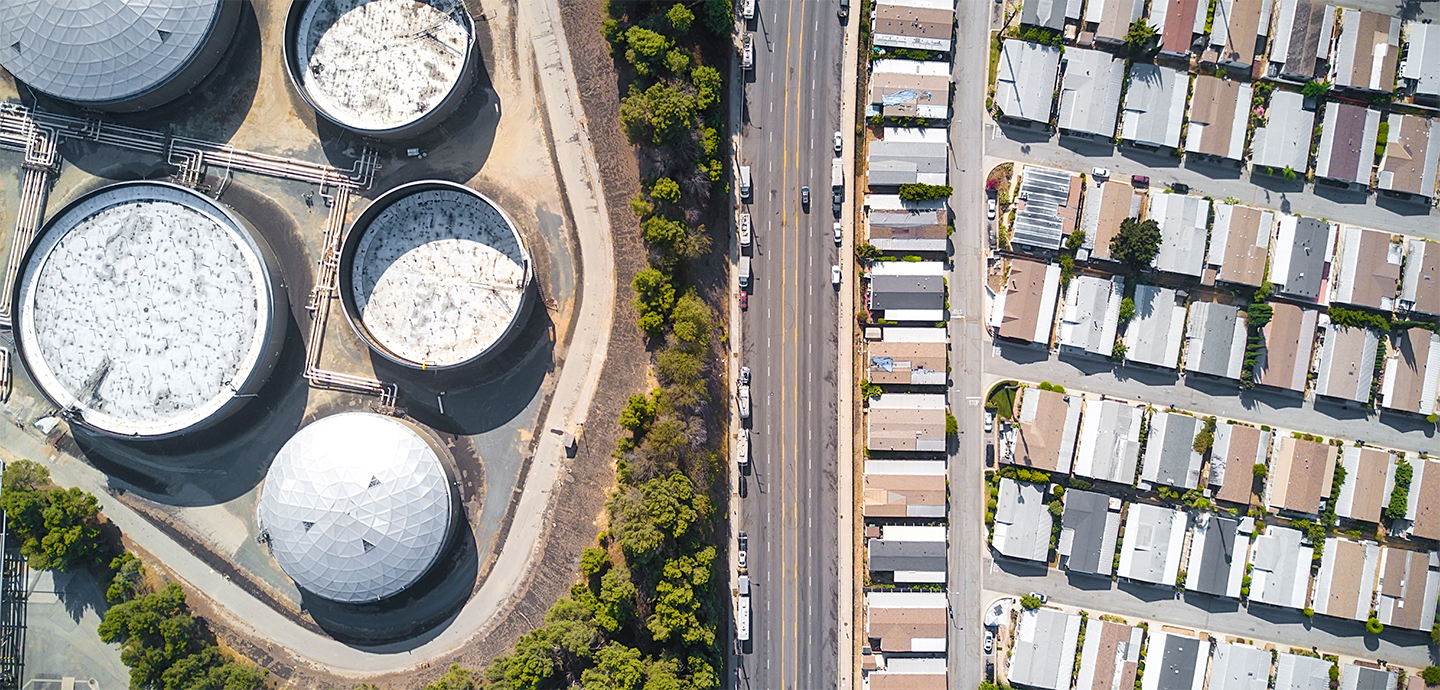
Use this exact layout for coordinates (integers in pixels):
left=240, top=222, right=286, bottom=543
left=0, top=0, right=655, bottom=686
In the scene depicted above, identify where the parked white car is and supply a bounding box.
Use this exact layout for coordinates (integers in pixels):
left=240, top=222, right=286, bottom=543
left=833, top=222, right=842, bottom=244
left=831, top=264, right=842, bottom=286
left=1091, top=167, right=1109, bottom=179
left=833, top=131, right=843, bottom=154
left=986, top=198, right=996, bottom=220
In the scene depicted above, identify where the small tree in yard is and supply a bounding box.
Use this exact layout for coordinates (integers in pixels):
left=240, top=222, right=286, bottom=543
left=1110, top=218, right=1163, bottom=270
left=1252, top=463, right=1267, bottom=479
left=1366, top=617, right=1384, bottom=634
left=1421, top=667, right=1440, bottom=686
left=1020, top=594, right=1043, bottom=610
left=1119, top=297, right=1136, bottom=322
left=1302, top=80, right=1330, bottom=99
left=946, top=412, right=958, bottom=438
left=1125, top=20, right=1157, bottom=56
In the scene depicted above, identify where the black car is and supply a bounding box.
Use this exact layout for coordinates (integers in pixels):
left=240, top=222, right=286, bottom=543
left=838, top=0, right=850, bottom=19
left=800, top=186, right=810, bottom=209
left=832, top=188, right=844, bottom=217
left=1170, top=182, right=1190, bottom=193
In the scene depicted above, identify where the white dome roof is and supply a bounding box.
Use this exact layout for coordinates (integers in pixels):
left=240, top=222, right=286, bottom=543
left=258, top=413, right=453, bottom=603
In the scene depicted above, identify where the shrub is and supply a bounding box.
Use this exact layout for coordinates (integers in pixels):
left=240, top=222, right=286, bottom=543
left=1366, top=617, right=1384, bottom=634
left=1386, top=458, right=1413, bottom=521
left=897, top=183, right=954, bottom=201
left=1119, top=297, right=1137, bottom=322
left=946, top=412, right=958, bottom=438
left=1302, top=607, right=1314, bottom=617
left=1302, top=80, right=1330, bottom=99
left=1020, top=594, right=1043, bottom=609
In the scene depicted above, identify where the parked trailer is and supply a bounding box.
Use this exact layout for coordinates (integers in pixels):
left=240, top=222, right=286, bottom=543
left=737, top=593, right=751, bottom=643
left=739, top=212, right=752, bottom=248
left=743, top=0, right=755, bottom=20
left=737, top=428, right=750, bottom=469
left=742, top=34, right=754, bottom=69
left=738, top=384, right=751, bottom=419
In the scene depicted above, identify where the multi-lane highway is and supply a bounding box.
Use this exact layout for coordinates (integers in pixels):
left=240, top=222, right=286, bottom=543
left=735, top=2, right=846, bottom=688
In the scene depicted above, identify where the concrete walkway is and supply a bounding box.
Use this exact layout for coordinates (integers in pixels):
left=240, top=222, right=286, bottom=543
left=5, top=0, right=617, bottom=677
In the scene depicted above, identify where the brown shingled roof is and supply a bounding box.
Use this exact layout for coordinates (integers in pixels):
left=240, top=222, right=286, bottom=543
left=1189, top=77, right=1247, bottom=160
left=1342, top=448, right=1392, bottom=522
left=1257, top=302, right=1319, bottom=392
left=1091, top=181, right=1142, bottom=261
left=1271, top=437, right=1338, bottom=515
left=868, top=606, right=947, bottom=652
left=999, top=258, right=1055, bottom=343
left=1410, top=460, right=1440, bottom=540
left=1385, top=327, right=1437, bottom=414
left=1160, top=0, right=1202, bottom=54
left=1213, top=424, right=1266, bottom=505
left=863, top=473, right=948, bottom=518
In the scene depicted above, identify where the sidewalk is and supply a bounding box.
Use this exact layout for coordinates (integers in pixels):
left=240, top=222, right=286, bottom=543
left=836, top=7, right=861, bottom=689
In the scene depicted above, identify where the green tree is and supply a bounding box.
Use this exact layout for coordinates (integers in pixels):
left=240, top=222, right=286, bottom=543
left=619, top=393, right=657, bottom=438
left=855, top=242, right=881, bottom=260
left=0, top=460, right=50, bottom=542
left=107, top=552, right=146, bottom=604
left=1302, top=80, right=1330, bottom=99
left=28, top=487, right=107, bottom=572
left=647, top=546, right=718, bottom=646
left=424, top=666, right=477, bottom=690
left=1110, top=217, right=1163, bottom=269
left=669, top=291, right=715, bottom=349
left=945, top=412, right=958, bottom=438
left=666, top=3, right=695, bottom=31
left=664, top=49, right=691, bottom=75
left=1247, top=302, right=1273, bottom=329
left=700, top=0, right=734, bottom=35
left=692, top=66, right=723, bottom=112
left=897, top=183, right=953, bottom=201
left=651, top=178, right=681, bottom=205
left=595, top=567, right=638, bottom=631
left=581, top=643, right=646, bottom=690
left=620, top=82, right=698, bottom=145
left=1125, top=19, right=1157, bottom=55
left=1119, top=297, right=1136, bottom=322
left=1065, top=230, right=1087, bottom=252
left=642, top=216, right=710, bottom=266
left=623, top=26, right=672, bottom=76
left=1252, top=463, right=1267, bottom=479
left=607, top=473, right=709, bottom=561
left=1420, top=666, right=1440, bottom=686
left=98, top=584, right=202, bottom=689
left=632, top=268, right=676, bottom=337
left=1020, top=594, right=1043, bottom=609
left=581, top=547, right=611, bottom=577
left=1366, top=617, right=1384, bottom=634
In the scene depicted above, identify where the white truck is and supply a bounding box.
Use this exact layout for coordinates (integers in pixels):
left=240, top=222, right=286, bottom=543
left=742, top=33, right=754, bottom=70
left=739, top=165, right=752, bottom=201
left=738, top=256, right=751, bottom=288
left=832, top=157, right=844, bottom=189
left=737, top=384, right=751, bottom=420
left=738, top=212, right=752, bottom=249
left=743, top=0, right=756, bottom=20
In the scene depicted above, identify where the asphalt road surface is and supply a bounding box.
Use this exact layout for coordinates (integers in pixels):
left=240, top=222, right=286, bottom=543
left=948, top=1, right=994, bottom=688
left=735, top=2, right=845, bottom=688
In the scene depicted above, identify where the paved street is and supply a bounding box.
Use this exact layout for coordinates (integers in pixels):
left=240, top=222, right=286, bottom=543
left=982, top=132, right=1439, bottom=240
left=981, top=561, right=1438, bottom=669
left=947, top=1, right=994, bottom=689
left=736, top=3, right=845, bottom=688
left=984, top=344, right=1438, bottom=451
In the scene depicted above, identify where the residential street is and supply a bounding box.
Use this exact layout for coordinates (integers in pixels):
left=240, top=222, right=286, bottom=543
left=981, top=562, right=1437, bottom=668
left=735, top=2, right=845, bottom=688
left=947, top=0, right=994, bottom=688
left=981, top=134, right=1439, bottom=240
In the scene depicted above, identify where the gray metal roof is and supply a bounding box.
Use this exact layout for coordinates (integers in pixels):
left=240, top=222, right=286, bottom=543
left=1144, top=412, right=1204, bottom=489
left=1187, top=302, right=1246, bottom=379
left=1278, top=217, right=1331, bottom=299
left=868, top=540, right=947, bottom=573
left=996, top=40, right=1061, bottom=123
left=1022, top=0, right=1068, bottom=29
left=1121, top=63, right=1189, bottom=149
left=1012, top=167, right=1074, bottom=249
left=1060, top=490, right=1118, bottom=575
left=1058, top=48, right=1125, bottom=137
left=1157, top=635, right=1204, bottom=690
left=868, top=141, right=949, bottom=187
left=1341, top=666, right=1396, bottom=690
left=0, top=0, right=224, bottom=104
left=1210, top=643, right=1271, bottom=690
left=1191, top=516, right=1240, bottom=596
left=1252, top=91, right=1316, bottom=173
left=872, top=274, right=945, bottom=310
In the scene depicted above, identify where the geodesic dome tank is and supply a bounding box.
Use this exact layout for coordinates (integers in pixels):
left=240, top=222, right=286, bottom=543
left=257, top=412, right=455, bottom=604
left=0, top=0, right=241, bottom=112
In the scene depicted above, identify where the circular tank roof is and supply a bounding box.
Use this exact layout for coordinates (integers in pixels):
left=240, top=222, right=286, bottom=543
left=257, top=413, right=453, bottom=604
left=0, top=0, right=226, bottom=106
left=345, top=181, right=530, bottom=369
left=15, top=182, right=277, bottom=438
left=291, top=0, right=472, bottom=133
